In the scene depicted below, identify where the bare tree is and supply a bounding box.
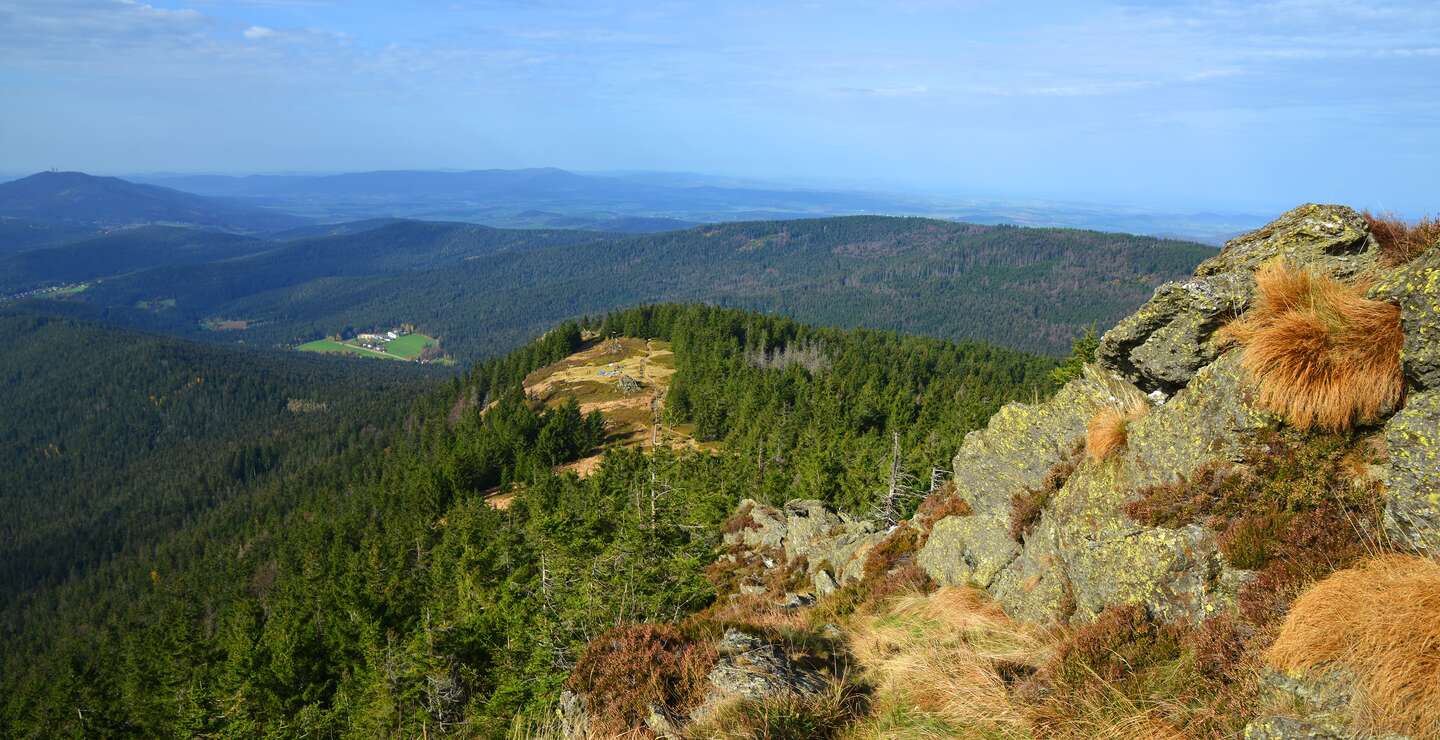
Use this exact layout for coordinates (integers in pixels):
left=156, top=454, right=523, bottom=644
left=874, top=431, right=923, bottom=526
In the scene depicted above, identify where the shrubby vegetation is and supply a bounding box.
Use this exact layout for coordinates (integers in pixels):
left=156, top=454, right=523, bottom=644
left=0, top=303, right=1053, bottom=736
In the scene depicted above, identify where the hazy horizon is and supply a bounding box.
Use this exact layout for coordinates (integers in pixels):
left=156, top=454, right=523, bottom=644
left=2, top=1, right=1437, bottom=216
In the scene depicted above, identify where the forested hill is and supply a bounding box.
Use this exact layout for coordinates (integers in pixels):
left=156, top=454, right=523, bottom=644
left=31, top=215, right=1214, bottom=359
left=0, top=226, right=270, bottom=295
left=0, top=303, right=1055, bottom=736
left=0, top=311, right=444, bottom=610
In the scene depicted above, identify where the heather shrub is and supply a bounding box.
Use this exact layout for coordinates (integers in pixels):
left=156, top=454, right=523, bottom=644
left=1363, top=210, right=1440, bottom=266
left=567, top=623, right=717, bottom=734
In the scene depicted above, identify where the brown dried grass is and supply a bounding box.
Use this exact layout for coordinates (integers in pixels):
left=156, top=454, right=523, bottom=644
left=1265, top=555, right=1440, bottom=737
left=1363, top=211, right=1440, bottom=266
left=1221, top=259, right=1403, bottom=432
left=1086, top=398, right=1149, bottom=462
left=848, top=587, right=1049, bottom=737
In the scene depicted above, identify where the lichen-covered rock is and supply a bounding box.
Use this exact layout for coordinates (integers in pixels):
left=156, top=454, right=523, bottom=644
left=1380, top=390, right=1440, bottom=555
left=688, top=629, right=827, bottom=723
left=1371, top=247, right=1440, bottom=391
left=812, top=568, right=839, bottom=597
left=1097, top=275, right=1250, bottom=394
left=1246, top=668, right=1413, bottom=740
left=922, top=351, right=1271, bottom=624
left=779, top=499, right=878, bottom=569
left=917, top=364, right=1134, bottom=612
left=1099, top=204, right=1377, bottom=393
left=723, top=499, right=787, bottom=552
left=557, top=690, right=589, bottom=738
left=948, top=364, right=1134, bottom=514
left=1196, top=203, right=1375, bottom=279
left=1043, top=351, right=1271, bottom=622
left=720, top=498, right=882, bottom=595
left=917, top=513, right=1020, bottom=591
left=1243, top=716, right=1345, bottom=740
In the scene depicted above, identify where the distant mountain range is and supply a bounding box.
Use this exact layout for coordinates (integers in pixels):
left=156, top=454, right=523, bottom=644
left=126, top=168, right=1264, bottom=243
left=0, top=171, right=307, bottom=234
left=0, top=169, right=1230, bottom=359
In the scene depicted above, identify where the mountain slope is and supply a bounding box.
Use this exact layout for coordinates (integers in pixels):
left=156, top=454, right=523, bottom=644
left=0, top=217, right=99, bottom=256
left=0, top=171, right=308, bottom=232
left=0, top=310, right=440, bottom=608
left=31, top=216, right=1214, bottom=359
left=219, top=216, right=1216, bottom=358
left=0, top=303, right=1055, bottom=736
left=0, top=225, right=270, bottom=294
left=65, top=219, right=609, bottom=320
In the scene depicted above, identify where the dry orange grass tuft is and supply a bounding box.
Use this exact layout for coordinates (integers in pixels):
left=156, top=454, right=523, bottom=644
left=1265, top=555, right=1440, bottom=737
left=848, top=587, right=1049, bottom=737
left=1086, top=398, right=1148, bottom=462
left=1222, top=260, right=1403, bottom=432
left=1363, top=211, right=1440, bottom=266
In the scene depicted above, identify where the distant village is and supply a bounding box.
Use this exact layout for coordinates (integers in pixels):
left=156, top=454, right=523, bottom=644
left=353, top=328, right=405, bottom=353
left=0, top=281, right=89, bottom=304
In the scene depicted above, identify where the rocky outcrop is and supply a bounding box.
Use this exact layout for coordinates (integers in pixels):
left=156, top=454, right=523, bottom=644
left=1098, top=204, right=1376, bottom=394
left=694, top=629, right=827, bottom=714
left=1372, top=247, right=1440, bottom=556
left=722, top=498, right=885, bottom=600
left=1380, top=390, right=1440, bottom=555
left=562, top=629, right=830, bottom=738
left=919, top=351, right=1270, bottom=624
left=701, top=204, right=1440, bottom=739
left=717, top=207, right=1440, bottom=632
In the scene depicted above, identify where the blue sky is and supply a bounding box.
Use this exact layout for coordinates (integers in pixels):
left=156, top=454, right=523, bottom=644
left=1, top=0, right=1437, bottom=213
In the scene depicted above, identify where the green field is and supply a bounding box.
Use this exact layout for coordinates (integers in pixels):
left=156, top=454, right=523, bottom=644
left=382, top=333, right=436, bottom=359
left=297, top=339, right=400, bottom=360
left=296, top=333, right=440, bottom=362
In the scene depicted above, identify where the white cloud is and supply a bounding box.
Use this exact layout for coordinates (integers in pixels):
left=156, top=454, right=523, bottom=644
left=243, top=25, right=275, bottom=40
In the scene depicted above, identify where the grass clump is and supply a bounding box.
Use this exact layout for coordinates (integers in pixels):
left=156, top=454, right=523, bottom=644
left=566, top=623, right=717, bottom=735
left=1266, top=555, right=1440, bottom=738
left=1086, top=398, right=1148, bottom=462
left=684, top=680, right=866, bottom=739
left=1221, top=259, right=1403, bottom=432
left=1363, top=210, right=1440, bottom=266
left=847, top=587, right=1048, bottom=738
